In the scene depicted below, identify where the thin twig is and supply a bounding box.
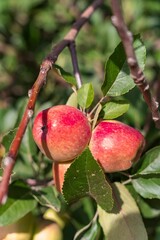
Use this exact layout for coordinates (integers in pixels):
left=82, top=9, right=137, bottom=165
left=110, top=0, right=160, bottom=129
left=0, top=0, right=104, bottom=204
left=69, top=41, right=82, bottom=89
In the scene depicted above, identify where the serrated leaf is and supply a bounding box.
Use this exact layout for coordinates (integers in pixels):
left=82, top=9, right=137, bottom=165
left=53, top=64, right=76, bottom=86
left=98, top=182, right=148, bottom=240
left=132, top=177, right=160, bottom=199
left=100, top=100, right=129, bottom=120
left=134, top=146, right=160, bottom=175
left=74, top=211, right=100, bottom=240
left=63, top=149, right=113, bottom=212
left=66, top=91, right=78, bottom=107
left=2, top=128, right=18, bottom=152
left=77, top=83, right=94, bottom=109
left=101, top=36, right=146, bottom=96
left=32, top=186, right=62, bottom=212
left=0, top=181, right=37, bottom=226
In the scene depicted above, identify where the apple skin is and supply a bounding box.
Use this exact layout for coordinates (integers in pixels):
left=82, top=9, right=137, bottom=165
left=89, top=120, right=145, bottom=172
left=32, top=105, right=91, bottom=162
left=0, top=213, right=35, bottom=240
left=53, top=162, right=71, bottom=193
left=33, top=220, right=62, bottom=240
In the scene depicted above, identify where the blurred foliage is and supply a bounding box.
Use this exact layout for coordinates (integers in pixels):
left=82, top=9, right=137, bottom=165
left=0, top=0, right=160, bottom=239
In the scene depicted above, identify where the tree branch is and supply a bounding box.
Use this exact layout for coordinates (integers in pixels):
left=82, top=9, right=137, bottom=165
left=0, top=0, right=104, bottom=204
left=110, top=0, right=160, bottom=129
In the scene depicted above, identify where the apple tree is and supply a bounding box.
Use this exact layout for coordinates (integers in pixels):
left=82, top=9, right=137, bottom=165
left=0, top=0, right=160, bottom=239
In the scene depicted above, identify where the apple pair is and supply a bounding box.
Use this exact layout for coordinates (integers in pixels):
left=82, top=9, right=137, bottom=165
left=32, top=105, right=145, bottom=192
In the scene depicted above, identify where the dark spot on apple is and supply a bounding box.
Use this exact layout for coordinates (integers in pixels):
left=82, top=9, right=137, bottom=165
left=41, top=125, right=46, bottom=131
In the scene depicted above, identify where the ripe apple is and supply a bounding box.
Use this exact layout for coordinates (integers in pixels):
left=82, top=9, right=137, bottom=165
left=53, top=162, right=71, bottom=193
left=0, top=213, right=35, bottom=240
left=32, top=105, right=91, bottom=162
left=33, top=220, right=62, bottom=240
left=89, top=120, right=145, bottom=172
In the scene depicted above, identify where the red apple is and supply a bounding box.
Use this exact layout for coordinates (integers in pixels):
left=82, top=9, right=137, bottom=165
left=89, top=120, right=145, bottom=172
left=32, top=105, right=91, bottom=162
left=53, top=162, right=71, bottom=193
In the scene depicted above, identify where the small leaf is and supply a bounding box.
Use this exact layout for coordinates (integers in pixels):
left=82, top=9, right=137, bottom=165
left=98, top=182, right=148, bottom=240
left=32, top=186, right=62, bottom=212
left=101, top=36, right=146, bottom=96
left=134, top=146, right=160, bottom=175
left=63, top=148, right=113, bottom=212
left=53, top=64, right=76, bottom=86
left=132, top=177, right=160, bottom=199
left=0, top=181, right=37, bottom=226
left=100, top=100, right=129, bottom=120
left=66, top=91, right=78, bottom=107
left=2, top=128, right=18, bottom=152
left=77, top=83, right=94, bottom=109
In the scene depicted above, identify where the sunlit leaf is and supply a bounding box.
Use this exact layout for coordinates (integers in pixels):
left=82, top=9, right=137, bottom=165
left=101, top=36, right=146, bottom=96
left=77, top=83, right=94, bottom=109
left=100, top=100, right=129, bottom=119
left=98, top=182, right=148, bottom=240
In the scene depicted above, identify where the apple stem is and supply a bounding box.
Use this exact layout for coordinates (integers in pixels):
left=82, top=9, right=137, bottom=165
left=88, top=96, right=106, bottom=118
left=110, top=0, right=160, bottom=129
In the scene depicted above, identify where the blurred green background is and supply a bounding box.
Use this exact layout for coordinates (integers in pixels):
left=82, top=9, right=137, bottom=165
left=0, top=0, right=160, bottom=239
left=0, top=0, right=160, bottom=135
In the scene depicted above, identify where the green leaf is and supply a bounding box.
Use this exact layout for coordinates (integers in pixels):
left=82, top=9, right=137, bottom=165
left=74, top=211, right=100, bottom=240
left=127, top=184, right=160, bottom=219
left=2, top=128, right=18, bottom=152
left=20, top=123, right=37, bottom=158
left=132, top=176, right=160, bottom=199
left=53, top=64, right=76, bottom=86
left=14, top=97, right=28, bottom=128
left=101, top=36, right=146, bottom=96
left=32, top=186, right=62, bottom=212
left=100, top=100, right=129, bottom=120
left=66, top=91, right=78, bottom=108
left=134, top=146, right=160, bottom=175
left=63, top=148, right=113, bottom=212
left=0, top=181, right=37, bottom=226
left=98, top=182, right=148, bottom=240
left=77, top=83, right=94, bottom=109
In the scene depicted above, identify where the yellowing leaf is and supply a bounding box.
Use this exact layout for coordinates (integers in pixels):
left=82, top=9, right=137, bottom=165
left=98, top=182, right=148, bottom=240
